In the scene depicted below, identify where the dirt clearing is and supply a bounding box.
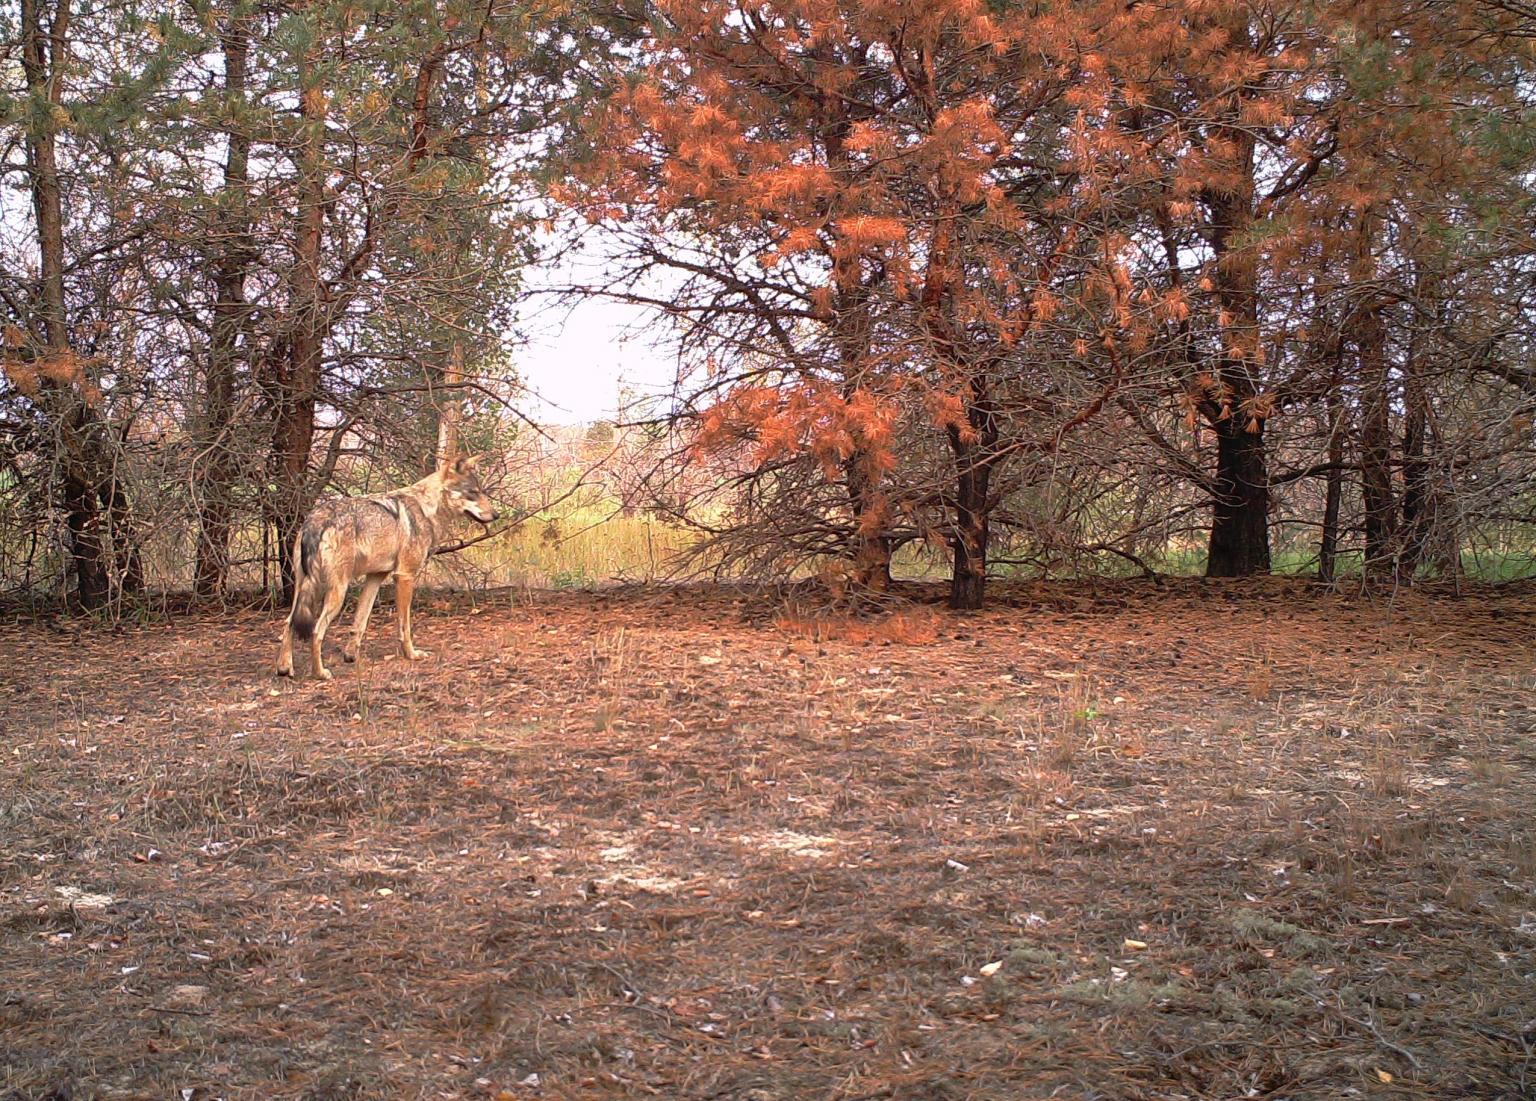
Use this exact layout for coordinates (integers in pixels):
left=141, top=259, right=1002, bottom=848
left=3, top=581, right=1535, bottom=1100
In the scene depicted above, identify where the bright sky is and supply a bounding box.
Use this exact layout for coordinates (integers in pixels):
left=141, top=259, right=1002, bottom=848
left=513, top=293, right=677, bottom=425
left=512, top=229, right=689, bottom=425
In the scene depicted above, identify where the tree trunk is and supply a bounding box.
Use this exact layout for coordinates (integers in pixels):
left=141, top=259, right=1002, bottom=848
left=824, top=115, right=892, bottom=594
left=1203, top=181, right=1271, bottom=578
left=1318, top=352, right=1345, bottom=583
left=270, top=39, right=328, bottom=601
left=61, top=468, right=110, bottom=608
left=20, top=0, right=69, bottom=357
left=1357, top=295, right=1396, bottom=579
left=1206, top=416, right=1272, bottom=576
left=1399, top=278, right=1435, bottom=580
left=1399, top=367, right=1427, bottom=579
left=417, top=41, right=462, bottom=474
left=196, top=13, right=252, bottom=598
left=434, top=339, right=464, bottom=466
left=915, top=179, right=1000, bottom=611
left=21, top=0, right=124, bottom=609
left=945, top=372, right=1000, bottom=610
left=194, top=463, right=235, bottom=597
left=844, top=456, right=893, bottom=592
left=947, top=433, right=993, bottom=610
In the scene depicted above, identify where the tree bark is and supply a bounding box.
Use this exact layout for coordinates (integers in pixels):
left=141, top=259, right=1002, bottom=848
left=843, top=455, right=893, bottom=592
left=940, top=356, right=1000, bottom=611
left=1399, top=348, right=1428, bottom=579
left=21, top=0, right=130, bottom=609
left=918, top=182, right=999, bottom=610
left=1356, top=295, right=1396, bottom=579
left=1206, top=415, right=1272, bottom=576
left=434, top=339, right=464, bottom=466
left=1398, top=270, right=1439, bottom=579
left=269, top=37, right=328, bottom=601
left=947, top=419, right=996, bottom=610
left=1194, top=16, right=1273, bottom=578
left=824, top=111, right=892, bottom=593
left=1203, top=179, right=1271, bottom=578
left=1318, top=348, right=1345, bottom=583
left=196, top=11, right=252, bottom=598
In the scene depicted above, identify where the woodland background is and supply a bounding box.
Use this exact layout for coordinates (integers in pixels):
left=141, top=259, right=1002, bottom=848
left=6, top=7, right=1536, bottom=1097
left=3, top=0, right=1535, bottom=614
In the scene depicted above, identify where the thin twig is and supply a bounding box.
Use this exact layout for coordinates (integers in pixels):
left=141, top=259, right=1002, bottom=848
left=1329, top=993, right=1422, bottom=1070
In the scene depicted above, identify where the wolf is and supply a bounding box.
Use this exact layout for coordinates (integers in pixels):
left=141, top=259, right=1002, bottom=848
left=276, top=455, right=497, bottom=680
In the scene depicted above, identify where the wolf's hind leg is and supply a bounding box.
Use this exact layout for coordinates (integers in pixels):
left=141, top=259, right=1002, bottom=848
left=310, top=580, right=348, bottom=681
left=344, top=573, right=387, bottom=663
left=276, top=549, right=304, bottom=677
left=276, top=619, right=296, bottom=677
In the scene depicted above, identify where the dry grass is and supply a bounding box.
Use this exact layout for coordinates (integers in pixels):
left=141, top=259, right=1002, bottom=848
left=450, top=512, right=695, bottom=589
left=3, top=579, right=1536, bottom=1100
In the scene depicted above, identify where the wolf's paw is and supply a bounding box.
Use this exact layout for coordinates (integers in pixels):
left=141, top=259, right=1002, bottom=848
left=276, top=663, right=294, bottom=678
left=317, top=667, right=334, bottom=681
left=403, top=648, right=431, bottom=661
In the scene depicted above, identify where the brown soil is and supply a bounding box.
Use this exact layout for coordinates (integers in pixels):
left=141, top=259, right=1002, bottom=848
left=3, top=580, right=1535, bottom=1100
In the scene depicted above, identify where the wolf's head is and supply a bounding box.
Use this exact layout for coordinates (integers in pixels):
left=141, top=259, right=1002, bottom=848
left=440, top=454, right=498, bottom=523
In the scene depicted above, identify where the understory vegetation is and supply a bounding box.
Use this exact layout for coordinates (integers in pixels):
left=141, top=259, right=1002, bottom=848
left=3, top=0, right=1533, bottom=616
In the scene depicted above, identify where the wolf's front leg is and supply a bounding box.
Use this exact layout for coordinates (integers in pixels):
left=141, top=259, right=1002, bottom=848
left=395, top=574, right=431, bottom=660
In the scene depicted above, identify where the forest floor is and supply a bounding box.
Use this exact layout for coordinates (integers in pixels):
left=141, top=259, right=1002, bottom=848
left=3, top=580, right=1535, bottom=1101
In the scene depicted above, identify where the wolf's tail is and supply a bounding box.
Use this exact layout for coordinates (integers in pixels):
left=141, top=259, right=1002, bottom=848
left=288, top=524, right=329, bottom=642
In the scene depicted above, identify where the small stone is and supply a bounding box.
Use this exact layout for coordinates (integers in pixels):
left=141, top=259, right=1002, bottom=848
left=166, top=984, right=208, bottom=1008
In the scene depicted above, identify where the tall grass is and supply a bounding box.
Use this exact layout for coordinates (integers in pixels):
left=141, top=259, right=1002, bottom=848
left=438, top=507, right=698, bottom=589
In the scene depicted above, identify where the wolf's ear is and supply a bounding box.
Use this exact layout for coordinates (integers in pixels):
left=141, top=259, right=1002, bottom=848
left=453, top=453, right=483, bottom=475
